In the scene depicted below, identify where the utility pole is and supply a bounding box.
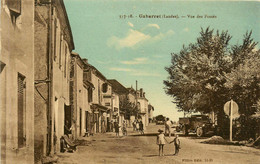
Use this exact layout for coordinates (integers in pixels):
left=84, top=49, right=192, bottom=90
left=136, top=80, right=138, bottom=119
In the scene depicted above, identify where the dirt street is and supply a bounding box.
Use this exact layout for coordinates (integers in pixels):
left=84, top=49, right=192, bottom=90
left=57, top=124, right=260, bottom=164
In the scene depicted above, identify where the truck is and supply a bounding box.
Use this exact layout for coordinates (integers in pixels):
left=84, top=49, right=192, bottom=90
left=176, top=115, right=216, bottom=137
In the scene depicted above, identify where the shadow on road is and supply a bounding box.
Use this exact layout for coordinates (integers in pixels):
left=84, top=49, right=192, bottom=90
left=143, top=154, right=174, bottom=157
left=130, top=133, right=158, bottom=137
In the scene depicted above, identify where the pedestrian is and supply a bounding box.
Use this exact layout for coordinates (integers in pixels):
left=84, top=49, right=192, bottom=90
left=70, top=120, right=76, bottom=139
left=170, top=134, right=180, bottom=155
left=64, top=120, right=71, bottom=136
left=157, top=129, right=168, bottom=156
left=132, top=120, right=136, bottom=131
left=165, top=118, right=172, bottom=137
left=114, top=121, right=120, bottom=137
left=122, top=120, right=127, bottom=136
left=136, top=120, right=139, bottom=131
left=139, top=120, right=144, bottom=135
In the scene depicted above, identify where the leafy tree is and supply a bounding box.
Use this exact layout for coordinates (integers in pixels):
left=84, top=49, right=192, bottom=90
left=119, top=96, right=137, bottom=119
left=164, top=27, right=259, bottom=139
left=164, top=27, right=231, bottom=114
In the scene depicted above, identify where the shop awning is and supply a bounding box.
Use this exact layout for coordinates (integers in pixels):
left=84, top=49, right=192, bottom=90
left=91, top=103, right=108, bottom=112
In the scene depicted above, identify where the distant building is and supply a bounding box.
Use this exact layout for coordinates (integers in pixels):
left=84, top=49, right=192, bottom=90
left=1, top=0, right=35, bottom=163
left=136, top=88, right=149, bottom=128
left=108, top=79, right=130, bottom=127
left=70, top=53, right=94, bottom=139
left=148, top=104, right=155, bottom=123
left=84, top=64, right=112, bottom=133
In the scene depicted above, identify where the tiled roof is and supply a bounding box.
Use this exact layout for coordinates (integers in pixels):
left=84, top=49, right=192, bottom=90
left=107, top=79, right=129, bottom=95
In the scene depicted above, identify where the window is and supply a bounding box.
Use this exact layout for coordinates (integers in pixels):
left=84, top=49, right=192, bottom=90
left=102, top=83, right=108, bottom=93
left=7, top=0, right=21, bottom=14
left=53, top=19, right=57, bottom=61
left=105, top=103, right=110, bottom=106
left=7, top=0, right=21, bottom=24
left=88, top=88, right=93, bottom=103
left=59, top=34, right=62, bottom=68
left=18, top=73, right=26, bottom=148
left=64, top=44, right=67, bottom=77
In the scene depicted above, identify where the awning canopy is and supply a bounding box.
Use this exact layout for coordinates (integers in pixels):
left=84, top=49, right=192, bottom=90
left=91, top=103, right=108, bottom=112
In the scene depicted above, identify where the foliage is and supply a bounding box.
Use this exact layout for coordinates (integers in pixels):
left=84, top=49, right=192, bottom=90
left=119, top=96, right=138, bottom=119
left=155, top=115, right=166, bottom=121
left=164, top=27, right=232, bottom=114
left=164, top=27, right=259, bottom=139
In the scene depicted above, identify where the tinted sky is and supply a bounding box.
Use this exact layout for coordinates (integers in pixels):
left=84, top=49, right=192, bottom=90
left=64, top=0, right=260, bottom=121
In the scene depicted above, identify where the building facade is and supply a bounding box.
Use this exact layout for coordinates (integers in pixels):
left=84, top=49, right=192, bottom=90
left=137, top=88, right=149, bottom=128
left=70, top=53, right=94, bottom=139
left=34, top=0, right=74, bottom=162
left=84, top=64, right=112, bottom=133
left=148, top=104, right=154, bottom=123
left=1, top=0, right=35, bottom=163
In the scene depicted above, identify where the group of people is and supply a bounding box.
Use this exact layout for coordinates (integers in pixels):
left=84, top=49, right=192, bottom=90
left=132, top=120, right=144, bottom=134
left=157, top=129, right=180, bottom=156
left=114, top=120, right=128, bottom=137
left=156, top=117, right=180, bottom=156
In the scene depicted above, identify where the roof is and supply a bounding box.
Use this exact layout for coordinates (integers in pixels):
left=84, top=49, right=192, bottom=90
left=127, top=87, right=136, bottom=94
left=91, top=103, right=108, bottom=112
left=56, top=0, right=75, bottom=51
left=107, top=79, right=129, bottom=95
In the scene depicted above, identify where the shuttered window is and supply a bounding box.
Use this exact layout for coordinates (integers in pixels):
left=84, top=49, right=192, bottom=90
left=64, top=44, right=67, bottom=77
left=18, top=73, right=26, bottom=148
left=53, top=19, right=57, bottom=61
left=7, top=0, right=21, bottom=14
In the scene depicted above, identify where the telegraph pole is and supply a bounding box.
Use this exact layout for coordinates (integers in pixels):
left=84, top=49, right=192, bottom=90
left=136, top=80, right=138, bottom=119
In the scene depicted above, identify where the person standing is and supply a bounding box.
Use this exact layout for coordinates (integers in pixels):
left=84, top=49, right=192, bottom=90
left=136, top=120, right=140, bottom=132
left=170, top=134, right=181, bottom=155
left=132, top=120, right=136, bottom=131
left=157, top=129, right=167, bottom=156
left=139, top=120, right=144, bottom=135
left=165, top=118, right=172, bottom=137
left=114, top=121, right=120, bottom=137
left=122, top=120, right=127, bottom=136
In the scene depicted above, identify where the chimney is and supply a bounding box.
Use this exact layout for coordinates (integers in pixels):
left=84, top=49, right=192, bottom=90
left=140, top=88, right=143, bottom=97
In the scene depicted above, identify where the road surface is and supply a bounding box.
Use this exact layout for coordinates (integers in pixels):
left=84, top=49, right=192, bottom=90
left=57, top=124, right=260, bottom=164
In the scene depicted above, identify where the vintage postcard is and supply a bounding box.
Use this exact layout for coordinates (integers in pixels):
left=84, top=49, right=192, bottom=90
left=0, top=0, right=259, bottom=163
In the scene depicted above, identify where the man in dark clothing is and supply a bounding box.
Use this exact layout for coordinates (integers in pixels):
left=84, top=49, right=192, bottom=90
left=139, top=121, right=144, bottom=135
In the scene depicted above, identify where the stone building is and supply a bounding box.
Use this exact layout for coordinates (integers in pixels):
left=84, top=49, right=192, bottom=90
left=84, top=64, right=112, bottom=133
left=137, top=88, right=149, bottom=128
left=108, top=79, right=130, bottom=127
left=34, top=0, right=74, bottom=162
left=148, top=104, right=155, bottom=123
left=70, top=53, right=94, bottom=139
left=1, top=0, right=35, bottom=163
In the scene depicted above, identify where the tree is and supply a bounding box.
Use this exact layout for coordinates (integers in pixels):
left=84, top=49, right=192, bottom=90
left=225, top=32, right=260, bottom=117
left=164, top=27, right=232, bottom=114
left=119, top=96, right=137, bottom=119
left=164, top=27, right=259, bottom=139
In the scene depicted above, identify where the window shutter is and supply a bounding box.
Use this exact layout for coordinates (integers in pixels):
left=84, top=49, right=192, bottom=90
left=18, top=74, right=25, bottom=148
left=7, top=0, right=21, bottom=14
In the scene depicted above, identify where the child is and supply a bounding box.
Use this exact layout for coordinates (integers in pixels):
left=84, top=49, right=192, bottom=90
left=157, top=129, right=168, bottom=156
left=170, top=134, right=180, bottom=155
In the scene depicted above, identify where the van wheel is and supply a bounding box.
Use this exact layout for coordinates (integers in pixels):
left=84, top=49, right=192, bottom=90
left=196, top=127, right=203, bottom=137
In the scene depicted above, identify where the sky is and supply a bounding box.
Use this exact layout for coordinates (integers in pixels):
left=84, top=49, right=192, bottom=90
left=64, top=0, right=260, bottom=121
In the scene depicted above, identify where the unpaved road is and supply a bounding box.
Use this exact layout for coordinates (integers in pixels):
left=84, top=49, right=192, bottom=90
left=57, top=124, right=260, bottom=164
